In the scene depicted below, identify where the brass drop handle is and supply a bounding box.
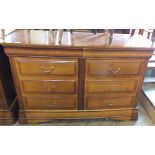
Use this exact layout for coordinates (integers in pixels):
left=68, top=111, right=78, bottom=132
left=41, top=66, right=54, bottom=73
left=108, top=67, right=120, bottom=74
left=109, top=85, right=120, bottom=91
left=104, top=100, right=115, bottom=106
left=43, top=82, right=56, bottom=91
left=45, top=101, right=57, bottom=106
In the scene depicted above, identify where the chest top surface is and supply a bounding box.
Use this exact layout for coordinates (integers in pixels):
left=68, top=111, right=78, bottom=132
left=0, top=30, right=155, bottom=50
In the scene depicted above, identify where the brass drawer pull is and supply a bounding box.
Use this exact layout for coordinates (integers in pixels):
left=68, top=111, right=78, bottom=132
left=104, top=100, right=115, bottom=106
left=108, top=67, right=120, bottom=74
left=45, top=101, right=57, bottom=106
left=43, top=82, right=56, bottom=91
left=41, top=66, right=54, bottom=73
left=109, top=85, right=120, bottom=91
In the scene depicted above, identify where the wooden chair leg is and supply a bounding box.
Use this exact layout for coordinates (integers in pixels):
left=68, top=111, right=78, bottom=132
left=131, top=29, right=144, bottom=36
left=27, top=29, right=31, bottom=43
left=139, top=29, right=144, bottom=35
left=109, top=29, right=114, bottom=38
left=48, top=29, right=55, bottom=44
left=151, top=29, right=155, bottom=41
left=56, top=29, right=64, bottom=43
left=131, top=29, right=136, bottom=36
left=147, top=32, right=151, bottom=39
left=1, top=29, right=5, bottom=41
left=70, top=29, right=73, bottom=33
left=92, top=29, right=97, bottom=34
left=49, top=29, right=55, bottom=39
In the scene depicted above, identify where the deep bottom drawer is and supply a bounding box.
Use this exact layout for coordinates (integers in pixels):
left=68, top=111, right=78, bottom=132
left=85, top=95, right=135, bottom=109
left=23, top=96, right=77, bottom=110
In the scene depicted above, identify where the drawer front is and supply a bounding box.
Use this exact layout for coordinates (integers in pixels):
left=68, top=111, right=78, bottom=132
left=86, top=80, right=138, bottom=93
left=85, top=95, right=135, bottom=109
left=16, top=58, right=77, bottom=76
left=86, top=60, right=144, bottom=77
left=23, top=96, right=77, bottom=110
left=21, top=80, right=77, bottom=94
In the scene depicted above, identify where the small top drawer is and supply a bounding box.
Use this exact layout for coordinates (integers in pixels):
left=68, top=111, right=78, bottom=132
left=15, top=58, right=78, bottom=76
left=86, top=59, right=144, bottom=77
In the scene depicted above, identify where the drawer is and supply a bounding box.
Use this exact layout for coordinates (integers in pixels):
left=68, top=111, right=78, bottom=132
left=86, top=59, right=144, bottom=77
left=85, top=95, right=135, bottom=109
left=21, top=80, right=77, bottom=94
left=86, top=79, right=138, bottom=93
left=16, top=58, right=77, bottom=76
left=23, top=96, right=77, bottom=110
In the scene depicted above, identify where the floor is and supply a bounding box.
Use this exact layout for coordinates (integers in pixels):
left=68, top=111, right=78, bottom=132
left=14, top=104, right=154, bottom=126
left=143, top=84, right=155, bottom=107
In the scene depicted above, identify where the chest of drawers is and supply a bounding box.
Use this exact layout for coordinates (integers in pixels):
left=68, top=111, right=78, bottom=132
left=3, top=48, right=153, bottom=124
left=2, top=30, right=154, bottom=124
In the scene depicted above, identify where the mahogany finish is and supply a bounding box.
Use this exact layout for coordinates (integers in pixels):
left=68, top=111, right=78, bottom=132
left=1, top=30, right=154, bottom=124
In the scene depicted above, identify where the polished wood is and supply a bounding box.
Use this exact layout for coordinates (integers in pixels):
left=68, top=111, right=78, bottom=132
left=83, top=49, right=153, bottom=58
left=1, top=30, right=154, bottom=124
left=86, top=59, right=145, bottom=77
left=85, top=95, right=135, bottom=109
left=85, top=79, right=139, bottom=93
left=1, top=30, right=154, bottom=49
left=19, top=108, right=138, bottom=124
left=21, top=80, right=77, bottom=94
left=16, top=57, right=77, bottom=76
left=0, top=97, right=18, bottom=125
left=78, top=58, right=85, bottom=110
left=23, top=95, right=77, bottom=110
left=0, top=46, right=17, bottom=125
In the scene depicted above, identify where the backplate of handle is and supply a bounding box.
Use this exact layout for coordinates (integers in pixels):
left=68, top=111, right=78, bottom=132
left=109, top=85, right=120, bottom=91
left=41, top=66, right=54, bottom=73
left=45, top=101, right=57, bottom=106
left=108, top=67, right=121, bottom=74
left=43, top=82, right=56, bottom=91
left=104, top=100, right=115, bottom=106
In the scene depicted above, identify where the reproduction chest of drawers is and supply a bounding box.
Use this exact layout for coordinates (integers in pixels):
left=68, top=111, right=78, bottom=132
left=0, top=46, right=17, bottom=125
left=1, top=30, right=154, bottom=124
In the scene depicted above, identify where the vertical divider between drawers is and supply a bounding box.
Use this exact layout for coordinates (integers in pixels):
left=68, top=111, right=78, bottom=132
left=78, top=58, right=85, bottom=110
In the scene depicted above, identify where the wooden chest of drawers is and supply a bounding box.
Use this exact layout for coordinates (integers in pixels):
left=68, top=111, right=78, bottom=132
left=2, top=30, right=154, bottom=124
left=4, top=48, right=152, bottom=124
